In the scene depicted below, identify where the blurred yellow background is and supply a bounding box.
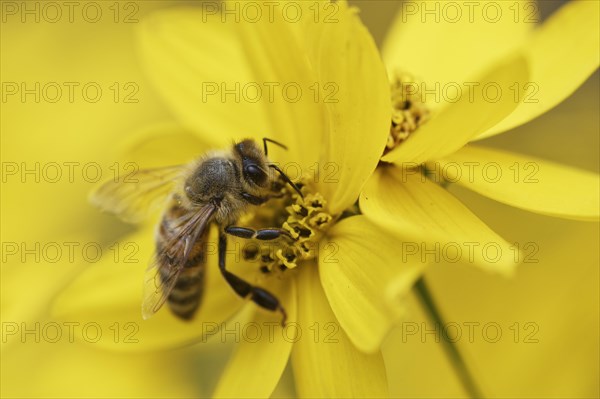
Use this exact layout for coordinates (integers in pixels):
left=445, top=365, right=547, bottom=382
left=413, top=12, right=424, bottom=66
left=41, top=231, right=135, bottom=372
left=1, top=1, right=598, bottom=398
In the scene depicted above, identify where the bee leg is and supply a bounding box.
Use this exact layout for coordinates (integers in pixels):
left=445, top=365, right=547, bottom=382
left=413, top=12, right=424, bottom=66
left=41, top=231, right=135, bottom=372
left=219, top=233, right=287, bottom=326
left=241, top=192, right=286, bottom=205
left=241, top=192, right=270, bottom=205
left=225, top=226, right=293, bottom=241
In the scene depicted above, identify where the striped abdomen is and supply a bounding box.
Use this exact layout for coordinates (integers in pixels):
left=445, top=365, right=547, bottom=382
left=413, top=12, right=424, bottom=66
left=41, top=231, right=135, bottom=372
left=157, top=201, right=209, bottom=320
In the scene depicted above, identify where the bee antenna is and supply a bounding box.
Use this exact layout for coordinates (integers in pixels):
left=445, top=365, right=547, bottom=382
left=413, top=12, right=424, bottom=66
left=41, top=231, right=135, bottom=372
left=268, top=164, right=303, bottom=198
left=263, top=138, right=288, bottom=156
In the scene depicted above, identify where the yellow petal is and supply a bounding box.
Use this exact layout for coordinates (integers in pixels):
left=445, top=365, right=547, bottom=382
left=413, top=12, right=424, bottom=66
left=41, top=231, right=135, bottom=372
left=232, top=1, right=326, bottom=168
left=1, top=233, right=96, bottom=350
left=136, top=8, right=270, bottom=146
left=435, top=145, right=600, bottom=221
left=212, top=277, right=296, bottom=398
left=2, top=339, right=202, bottom=398
left=292, top=265, right=389, bottom=398
left=51, top=226, right=248, bottom=351
left=360, top=167, right=518, bottom=275
left=319, top=216, right=424, bottom=353
left=1, top=13, right=167, bottom=242
left=382, top=55, right=528, bottom=165
left=118, top=123, right=210, bottom=168
left=478, top=0, right=600, bottom=138
left=306, top=1, right=391, bottom=214
left=383, top=0, right=535, bottom=109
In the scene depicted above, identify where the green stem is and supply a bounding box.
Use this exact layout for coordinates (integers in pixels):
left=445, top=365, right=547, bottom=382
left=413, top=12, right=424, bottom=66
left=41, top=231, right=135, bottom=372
left=414, top=277, right=484, bottom=399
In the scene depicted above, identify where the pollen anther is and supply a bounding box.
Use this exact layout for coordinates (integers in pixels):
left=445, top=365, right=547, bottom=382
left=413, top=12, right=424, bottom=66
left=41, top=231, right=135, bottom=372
left=245, top=177, right=333, bottom=272
left=386, top=72, right=430, bottom=152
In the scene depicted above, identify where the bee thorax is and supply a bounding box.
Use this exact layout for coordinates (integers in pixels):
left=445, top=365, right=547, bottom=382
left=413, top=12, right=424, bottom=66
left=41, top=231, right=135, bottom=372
left=185, top=157, right=239, bottom=204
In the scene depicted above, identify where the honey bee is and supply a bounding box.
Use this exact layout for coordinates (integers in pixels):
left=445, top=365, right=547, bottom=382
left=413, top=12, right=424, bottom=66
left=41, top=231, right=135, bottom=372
left=91, top=138, right=301, bottom=324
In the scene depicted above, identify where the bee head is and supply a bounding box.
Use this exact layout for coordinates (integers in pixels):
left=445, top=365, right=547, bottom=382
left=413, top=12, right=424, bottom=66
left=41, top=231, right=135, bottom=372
left=234, top=139, right=269, bottom=188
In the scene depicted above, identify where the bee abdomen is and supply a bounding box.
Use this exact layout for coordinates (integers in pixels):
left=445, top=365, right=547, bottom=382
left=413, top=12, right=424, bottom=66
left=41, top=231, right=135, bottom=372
left=166, top=264, right=206, bottom=321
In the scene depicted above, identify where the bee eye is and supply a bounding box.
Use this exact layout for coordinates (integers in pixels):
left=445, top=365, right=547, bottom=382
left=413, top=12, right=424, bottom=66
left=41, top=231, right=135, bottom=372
left=244, top=164, right=267, bottom=186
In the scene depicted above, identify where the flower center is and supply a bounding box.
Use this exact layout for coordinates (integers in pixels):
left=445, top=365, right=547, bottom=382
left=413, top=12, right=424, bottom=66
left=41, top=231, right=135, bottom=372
left=240, top=176, right=334, bottom=274
left=385, top=72, right=430, bottom=153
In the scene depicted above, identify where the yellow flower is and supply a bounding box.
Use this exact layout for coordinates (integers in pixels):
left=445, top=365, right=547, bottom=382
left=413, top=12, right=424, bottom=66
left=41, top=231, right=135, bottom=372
left=50, top=1, right=599, bottom=398
left=362, top=0, right=599, bottom=275
left=368, top=1, right=599, bottom=396
left=54, top=2, right=421, bottom=397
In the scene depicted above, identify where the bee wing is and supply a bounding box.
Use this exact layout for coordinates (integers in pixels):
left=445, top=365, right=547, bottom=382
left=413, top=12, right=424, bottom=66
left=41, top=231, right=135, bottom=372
left=142, top=256, right=182, bottom=321
left=90, top=165, right=184, bottom=223
left=141, top=203, right=216, bottom=319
